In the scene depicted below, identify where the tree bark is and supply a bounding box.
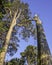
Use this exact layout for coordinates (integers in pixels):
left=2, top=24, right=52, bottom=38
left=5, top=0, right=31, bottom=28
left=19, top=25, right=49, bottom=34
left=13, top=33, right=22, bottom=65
left=27, top=56, right=31, bottom=65
left=34, top=15, right=51, bottom=65
left=0, top=10, right=21, bottom=65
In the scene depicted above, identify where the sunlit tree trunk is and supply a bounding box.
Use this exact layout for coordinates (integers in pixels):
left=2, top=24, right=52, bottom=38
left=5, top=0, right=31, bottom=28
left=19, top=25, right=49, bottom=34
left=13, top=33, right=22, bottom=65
left=0, top=10, right=21, bottom=65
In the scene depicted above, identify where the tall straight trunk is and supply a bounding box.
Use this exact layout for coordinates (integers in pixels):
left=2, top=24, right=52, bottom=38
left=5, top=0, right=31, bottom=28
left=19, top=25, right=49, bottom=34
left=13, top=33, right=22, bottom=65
left=0, top=10, right=21, bottom=65
left=27, top=56, right=31, bottom=65
left=34, top=15, right=51, bottom=65
left=36, top=23, right=42, bottom=65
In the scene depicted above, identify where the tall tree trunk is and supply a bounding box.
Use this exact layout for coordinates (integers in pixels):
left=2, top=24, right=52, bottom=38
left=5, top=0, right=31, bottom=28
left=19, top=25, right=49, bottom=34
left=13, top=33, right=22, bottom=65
left=34, top=15, right=51, bottom=65
left=27, top=56, right=31, bottom=65
left=0, top=10, right=21, bottom=65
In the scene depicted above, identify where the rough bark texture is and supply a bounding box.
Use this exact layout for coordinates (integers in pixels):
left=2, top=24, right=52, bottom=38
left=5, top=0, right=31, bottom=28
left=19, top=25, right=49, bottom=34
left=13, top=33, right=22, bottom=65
left=27, top=56, right=31, bottom=65
left=34, top=15, right=51, bottom=65
left=0, top=10, right=21, bottom=65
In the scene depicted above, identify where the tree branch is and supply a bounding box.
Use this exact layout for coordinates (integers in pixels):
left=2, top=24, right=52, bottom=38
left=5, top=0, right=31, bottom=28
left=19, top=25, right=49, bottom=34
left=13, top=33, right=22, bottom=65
left=16, top=9, right=21, bottom=20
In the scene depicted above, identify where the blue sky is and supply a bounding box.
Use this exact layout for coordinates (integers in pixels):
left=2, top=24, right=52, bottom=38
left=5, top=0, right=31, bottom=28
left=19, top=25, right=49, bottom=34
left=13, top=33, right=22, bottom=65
left=21, top=0, right=52, bottom=53
left=5, top=0, right=52, bottom=61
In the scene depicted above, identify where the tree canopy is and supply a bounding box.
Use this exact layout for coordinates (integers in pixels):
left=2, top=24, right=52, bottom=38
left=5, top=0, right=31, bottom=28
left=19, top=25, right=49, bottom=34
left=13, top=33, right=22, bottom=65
left=0, top=0, right=36, bottom=65
left=5, top=45, right=37, bottom=65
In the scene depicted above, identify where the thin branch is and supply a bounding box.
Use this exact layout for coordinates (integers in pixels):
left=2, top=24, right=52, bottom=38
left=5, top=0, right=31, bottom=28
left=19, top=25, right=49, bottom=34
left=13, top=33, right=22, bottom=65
left=14, top=9, right=18, bottom=18
left=16, top=9, right=21, bottom=20
left=16, top=23, right=24, bottom=27
left=5, top=7, right=12, bottom=15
